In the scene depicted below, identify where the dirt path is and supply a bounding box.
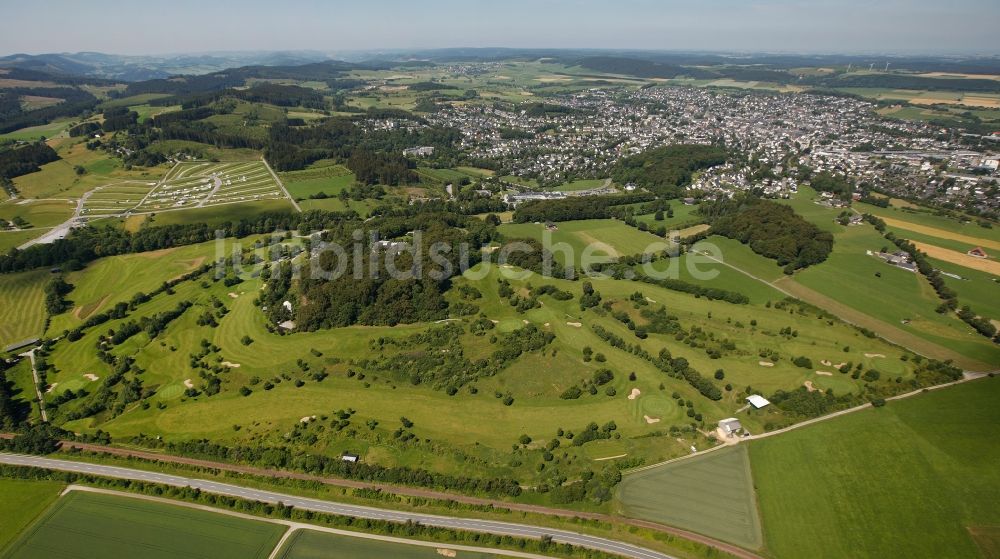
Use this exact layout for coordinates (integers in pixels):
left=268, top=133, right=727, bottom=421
left=19, top=349, right=47, bottom=422
left=54, top=441, right=761, bottom=559
left=262, top=157, right=301, bottom=213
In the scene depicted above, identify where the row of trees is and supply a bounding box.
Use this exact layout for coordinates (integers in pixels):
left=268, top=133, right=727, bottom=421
left=512, top=193, right=654, bottom=223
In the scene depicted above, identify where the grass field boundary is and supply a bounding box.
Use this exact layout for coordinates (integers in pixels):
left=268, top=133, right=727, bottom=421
left=624, top=372, right=993, bottom=476
left=262, top=157, right=301, bottom=213
left=47, top=486, right=554, bottom=559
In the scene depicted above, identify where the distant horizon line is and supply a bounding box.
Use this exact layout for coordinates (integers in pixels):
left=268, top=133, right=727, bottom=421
left=2, top=47, right=999, bottom=60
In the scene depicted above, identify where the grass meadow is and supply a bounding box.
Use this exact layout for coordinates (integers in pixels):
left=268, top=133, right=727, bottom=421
left=2, top=490, right=285, bottom=559
left=777, top=187, right=1000, bottom=369
left=750, top=376, right=1000, bottom=559
left=280, top=163, right=355, bottom=200
left=0, top=199, right=75, bottom=229
left=276, top=530, right=502, bottom=559
left=498, top=219, right=668, bottom=267
left=0, top=479, right=65, bottom=552
left=616, top=445, right=762, bottom=549
left=0, top=269, right=49, bottom=349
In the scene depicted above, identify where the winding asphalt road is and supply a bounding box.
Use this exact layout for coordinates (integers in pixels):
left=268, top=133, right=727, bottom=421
left=0, top=453, right=679, bottom=559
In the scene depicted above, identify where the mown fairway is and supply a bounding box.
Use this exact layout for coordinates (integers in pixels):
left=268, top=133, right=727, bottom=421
left=616, top=445, right=762, bottom=549
left=2, top=490, right=286, bottom=559
left=0, top=269, right=48, bottom=349
left=750, top=377, right=1000, bottom=559
left=42, top=244, right=917, bottom=489
left=0, top=480, right=65, bottom=552
left=46, top=238, right=245, bottom=334
left=277, top=530, right=503, bottom=559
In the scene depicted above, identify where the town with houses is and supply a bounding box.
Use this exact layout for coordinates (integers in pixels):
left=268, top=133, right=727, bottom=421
left=357, top=83, right=999, bottom=218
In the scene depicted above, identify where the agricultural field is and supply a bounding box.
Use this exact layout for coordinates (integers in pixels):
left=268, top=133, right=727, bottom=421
left=0, top=118, right=75, bottom=142
left=0, top=269, right=49, bottom=349
left=276, top=530, right=504, bottom=559
left=0, top=199, right=75, bottom=229
left=498, top=219, right=668, bottom=267
left=774, top=187, right=1000, bottom=370
left=616, top=445, right=762, bottom=549
left=11, top=139, right=160, bottom=200
left=279, top=162, right=356, bottom=200
left=750, top=376, right=1000, bottom=559
left=2, top=490, right=286, bottom=559
left=133, top=161, right=289, bottom=213
left=0, top=231, right=45, bottom=253
left=0, top=479, right=65, bottom=552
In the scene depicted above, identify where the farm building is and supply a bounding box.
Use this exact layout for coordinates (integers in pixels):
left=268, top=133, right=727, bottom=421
left=967, top=247, right=989, bottom=259
left=718, top=418, right=744, bottom=438
left=341, top=452, right=360, bottom=463
left=746, top=395, right=771, bottom=409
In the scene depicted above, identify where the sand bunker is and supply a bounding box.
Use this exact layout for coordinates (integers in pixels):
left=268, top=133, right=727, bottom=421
left=627, top=388, right=641, bottom=400
left=758, top=361, right=775, bottom=367
left=821, top=360, right=832, bottom=366
left=804, top=381, right=819, bottom=392
left=45, top=383, right=58, bottom=393
left=834, top=362, right=847, bottom=369
left=566, top=322, right=582, bottom=327
left=83, top=374, right=99, bottom=381
left=300, top=415, right=316, bottom=423
left=221, top=361, right=241, bottom=368
left=815, top=371, right=834, bottom=376
left=865, top=353, right=886, bottom=358
left=228, top=292, right=239, bottom=299
left=643, top=415, right=661, bottom=424
left=436, top=550, right=457, bottom=558
left=183, top=379, right=194, bottom=389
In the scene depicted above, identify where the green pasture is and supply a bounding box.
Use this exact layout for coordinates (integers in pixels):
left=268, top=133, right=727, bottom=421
left=280, top=164, right=355, bottom=199
left=0, top=479, right=65, bottom=552
left=2, top=490, right=285, bottom=559
left=750, top=377, right=1000, bottom=559
left=276, top=530, right=503, bottom=559
left=0, top=199, right=75, bottom=228
left=0, top=269, right=49, bottom=349
left=617, top=445, right=762, bottom=549
left=498, top=219, right=667, bottom=267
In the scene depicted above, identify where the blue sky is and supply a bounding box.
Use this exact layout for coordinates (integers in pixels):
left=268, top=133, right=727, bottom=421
left=3, top=0, right=997, bottom=56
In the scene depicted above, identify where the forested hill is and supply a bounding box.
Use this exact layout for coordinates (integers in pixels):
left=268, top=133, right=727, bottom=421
left=612, top=144, right=727, bottom=198
left=700, top=196, right=834, bottom=273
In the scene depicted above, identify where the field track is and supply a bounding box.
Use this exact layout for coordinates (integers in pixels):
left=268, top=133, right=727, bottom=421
left=879, top=216, right=1000, bottom=251
left=911, top=241, right=1000, bottom=275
